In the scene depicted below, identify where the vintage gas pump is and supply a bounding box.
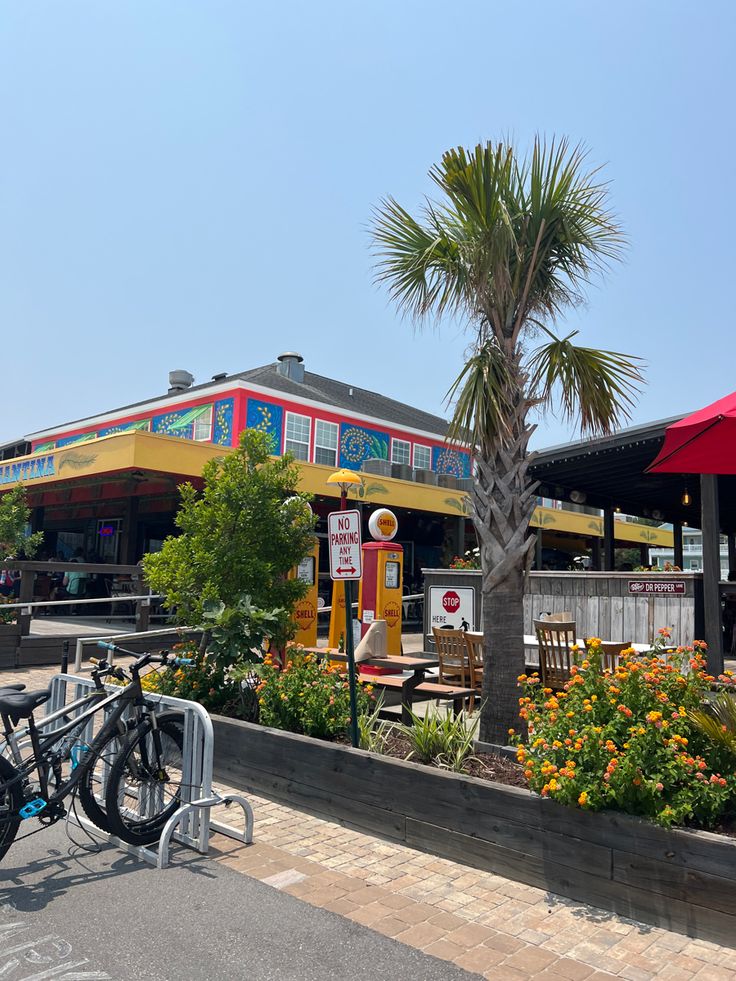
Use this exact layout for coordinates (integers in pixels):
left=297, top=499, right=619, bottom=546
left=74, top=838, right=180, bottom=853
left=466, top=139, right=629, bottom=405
left=358, top=508, right=403, bottom=655
left=288, top=541, right=320, bottom=647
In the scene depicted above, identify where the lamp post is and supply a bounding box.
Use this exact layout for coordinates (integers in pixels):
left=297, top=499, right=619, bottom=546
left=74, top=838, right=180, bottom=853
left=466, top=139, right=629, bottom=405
left=327, top=468, right=362, bottom=746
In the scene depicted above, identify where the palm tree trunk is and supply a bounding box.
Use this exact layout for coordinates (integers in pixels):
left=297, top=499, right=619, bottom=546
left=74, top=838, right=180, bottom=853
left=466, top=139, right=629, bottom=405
left=474, top=378, right=537, bottom=745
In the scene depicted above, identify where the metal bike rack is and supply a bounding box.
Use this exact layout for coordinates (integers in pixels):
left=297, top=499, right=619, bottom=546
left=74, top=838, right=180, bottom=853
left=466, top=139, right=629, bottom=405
left=44, top=674, right=254, bottom=869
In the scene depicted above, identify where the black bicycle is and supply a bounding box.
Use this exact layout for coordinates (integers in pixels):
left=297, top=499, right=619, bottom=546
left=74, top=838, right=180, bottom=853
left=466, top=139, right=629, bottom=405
left=0, top=642, right=192, bottom=860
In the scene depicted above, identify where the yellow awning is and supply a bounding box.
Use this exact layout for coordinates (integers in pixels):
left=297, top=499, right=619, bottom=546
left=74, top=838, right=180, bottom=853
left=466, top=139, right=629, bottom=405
left=0, top=432, right=674, bottom=545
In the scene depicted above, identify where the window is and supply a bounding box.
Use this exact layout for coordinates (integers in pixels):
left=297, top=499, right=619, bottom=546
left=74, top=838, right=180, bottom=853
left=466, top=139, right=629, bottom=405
left=192, top=405, right=214, bottom=441
left=285, top=412, right=311, bottom=460
left=314, top=419, right=338, bottom=467
left=413, top=444, right=431, bottom=471
left=391, top=439, right=411, bottom=466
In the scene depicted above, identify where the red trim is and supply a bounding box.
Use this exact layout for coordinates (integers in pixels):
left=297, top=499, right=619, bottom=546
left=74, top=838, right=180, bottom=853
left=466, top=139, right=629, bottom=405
left=32, top=383, right=468, bottom=460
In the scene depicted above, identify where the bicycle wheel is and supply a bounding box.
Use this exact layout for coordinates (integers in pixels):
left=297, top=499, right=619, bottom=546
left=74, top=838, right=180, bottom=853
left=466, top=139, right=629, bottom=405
left=0, top=756, right=23, bottom=862
left=78, top=712, right=184, bottom=833
left=104, top=717, right=185, bottom=845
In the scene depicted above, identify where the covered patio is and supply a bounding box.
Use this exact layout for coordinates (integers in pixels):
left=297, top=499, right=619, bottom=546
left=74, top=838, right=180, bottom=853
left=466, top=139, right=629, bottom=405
left=530, top=416, right=736, bottom=669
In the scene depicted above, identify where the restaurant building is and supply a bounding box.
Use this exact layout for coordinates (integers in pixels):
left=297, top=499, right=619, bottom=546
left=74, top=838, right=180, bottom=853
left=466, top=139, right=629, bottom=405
left=0, top=352, right=671, bottom=601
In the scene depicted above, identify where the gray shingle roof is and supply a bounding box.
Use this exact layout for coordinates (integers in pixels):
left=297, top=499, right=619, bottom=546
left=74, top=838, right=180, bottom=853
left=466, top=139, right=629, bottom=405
left=26, top=360, right=449, bottom=440
left=235, top=363, right=449, bottom=436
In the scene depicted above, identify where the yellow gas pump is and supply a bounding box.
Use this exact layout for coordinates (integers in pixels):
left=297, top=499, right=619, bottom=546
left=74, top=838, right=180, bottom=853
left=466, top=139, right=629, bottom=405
left=289, top=542, right=319, bottom=648
left=358, top=509, right=403, bottom=655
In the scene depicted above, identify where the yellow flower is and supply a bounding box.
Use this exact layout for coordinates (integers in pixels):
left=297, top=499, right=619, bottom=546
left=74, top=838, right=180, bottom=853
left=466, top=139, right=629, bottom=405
left=578, top=791, right=589, bottom=806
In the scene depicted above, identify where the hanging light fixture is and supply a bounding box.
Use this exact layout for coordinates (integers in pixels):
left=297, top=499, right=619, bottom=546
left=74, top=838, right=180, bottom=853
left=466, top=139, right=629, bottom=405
left=681, top=486, right=691, bottom=506
left=569, top=489, right=587, bottom=505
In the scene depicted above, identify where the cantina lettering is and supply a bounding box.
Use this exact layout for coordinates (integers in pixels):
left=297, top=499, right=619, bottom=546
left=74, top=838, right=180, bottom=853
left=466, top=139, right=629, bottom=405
left=0, top=455, right=55, bottom=485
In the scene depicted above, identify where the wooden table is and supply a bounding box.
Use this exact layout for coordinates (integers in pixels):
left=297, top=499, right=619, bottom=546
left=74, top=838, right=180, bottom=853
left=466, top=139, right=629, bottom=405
left=305, top=649, right=443, bottom=724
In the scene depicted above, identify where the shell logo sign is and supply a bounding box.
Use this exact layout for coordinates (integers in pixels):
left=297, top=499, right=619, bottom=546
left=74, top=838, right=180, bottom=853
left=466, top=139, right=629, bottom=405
left=294, top=599, right=316, bottom=633
left=369, top=508, right=398, bottom=542
left=383, top=601, right=401, bottom=628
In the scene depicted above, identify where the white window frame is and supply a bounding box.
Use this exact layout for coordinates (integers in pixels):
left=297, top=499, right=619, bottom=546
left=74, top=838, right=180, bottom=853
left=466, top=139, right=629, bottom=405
left=413, top=443, right=431, bottom=471
left=391, top=438, right=411, bottom=466
left=192, top=405, right=214, bottom=442
left=284, top=411, right=311, bottom=461
left=313, top=419, right=338, bottom=467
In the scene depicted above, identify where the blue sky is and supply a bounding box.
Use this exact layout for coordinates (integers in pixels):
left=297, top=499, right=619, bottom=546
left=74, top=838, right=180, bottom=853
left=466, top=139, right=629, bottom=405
left=1, top=1, right=733, bottom=448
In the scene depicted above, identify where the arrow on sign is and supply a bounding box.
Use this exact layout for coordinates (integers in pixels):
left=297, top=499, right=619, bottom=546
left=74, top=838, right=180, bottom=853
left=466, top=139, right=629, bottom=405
left=336, top=566, right=357, bottom=575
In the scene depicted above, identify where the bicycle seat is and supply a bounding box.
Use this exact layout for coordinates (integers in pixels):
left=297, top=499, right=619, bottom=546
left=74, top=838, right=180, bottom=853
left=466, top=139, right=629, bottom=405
left=0, top=684, right=25, bottom=694
left=0, top=689, right=51, bottom=725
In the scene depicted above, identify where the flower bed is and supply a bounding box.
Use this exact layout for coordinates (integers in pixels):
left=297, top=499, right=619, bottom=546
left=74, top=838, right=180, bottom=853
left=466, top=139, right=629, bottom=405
left=515, top=633, right=736, bottom=831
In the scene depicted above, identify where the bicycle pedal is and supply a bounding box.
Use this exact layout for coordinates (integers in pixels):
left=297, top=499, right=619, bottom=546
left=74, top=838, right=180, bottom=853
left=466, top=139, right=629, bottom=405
left=20, top=798, right=47, bottom=820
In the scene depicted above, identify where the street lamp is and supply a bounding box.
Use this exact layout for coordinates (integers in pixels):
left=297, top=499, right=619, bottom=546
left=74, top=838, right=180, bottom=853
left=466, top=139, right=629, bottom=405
left=326, top=468, right=362, bottom=512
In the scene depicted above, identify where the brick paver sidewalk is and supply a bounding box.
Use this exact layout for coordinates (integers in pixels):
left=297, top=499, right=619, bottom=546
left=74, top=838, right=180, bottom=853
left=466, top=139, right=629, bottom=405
left=3, top=664, right=734, bottom=979
left=209, top=793, right=736, bottom=981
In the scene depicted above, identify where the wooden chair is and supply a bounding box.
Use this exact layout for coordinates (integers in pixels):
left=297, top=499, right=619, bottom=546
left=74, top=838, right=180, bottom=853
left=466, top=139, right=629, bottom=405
left=463, top=632, right=484, bottom=695
left=432, top=628, right=476, bottom=710
left=534, top=618, right=577, bottom=690
left=592, top=640, right=632, bottom=671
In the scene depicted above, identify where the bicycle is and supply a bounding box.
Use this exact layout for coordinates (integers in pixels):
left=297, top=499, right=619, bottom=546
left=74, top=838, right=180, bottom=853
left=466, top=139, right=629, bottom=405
left=0, top=642, right=193, bottom=861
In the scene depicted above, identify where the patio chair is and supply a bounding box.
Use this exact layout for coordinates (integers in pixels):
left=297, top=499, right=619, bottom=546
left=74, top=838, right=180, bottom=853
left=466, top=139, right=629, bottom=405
left=591, top=640, right=632, bottom=671
left=463, top=631, right=484, bottom=696
left=432, top=628, right=477, bottom=710
left=534, top=618, right=578, bottom=690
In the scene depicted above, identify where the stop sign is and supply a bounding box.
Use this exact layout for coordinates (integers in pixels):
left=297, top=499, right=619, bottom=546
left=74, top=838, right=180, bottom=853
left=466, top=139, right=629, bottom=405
left=442, top=590, right=460, bottom=613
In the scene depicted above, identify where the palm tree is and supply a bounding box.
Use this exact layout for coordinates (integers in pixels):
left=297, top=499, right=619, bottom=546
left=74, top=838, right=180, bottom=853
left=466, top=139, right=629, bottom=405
left=372, top=138, right=643, bottom=743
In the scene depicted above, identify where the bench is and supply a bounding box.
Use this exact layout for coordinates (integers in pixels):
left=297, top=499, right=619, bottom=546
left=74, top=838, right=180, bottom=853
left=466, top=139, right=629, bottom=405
left=364, top=674, right=476, bottom=724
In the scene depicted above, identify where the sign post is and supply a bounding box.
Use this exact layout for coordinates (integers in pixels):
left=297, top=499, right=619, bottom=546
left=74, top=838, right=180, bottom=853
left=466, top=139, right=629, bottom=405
left=328, top=509, right=363, bottom=748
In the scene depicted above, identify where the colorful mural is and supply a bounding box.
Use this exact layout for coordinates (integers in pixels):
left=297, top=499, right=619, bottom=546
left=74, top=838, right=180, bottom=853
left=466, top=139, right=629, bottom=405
left=246, top=398, right=283, bottom=451
left=98, top=419, right=150, bottom=438
left=339, top=424, right=390, bottom=469
left=56, top=432, right=98, bottom=448
left=213, top=398, right=235, bottom=446
left=432, top=446, right=470, bottom=479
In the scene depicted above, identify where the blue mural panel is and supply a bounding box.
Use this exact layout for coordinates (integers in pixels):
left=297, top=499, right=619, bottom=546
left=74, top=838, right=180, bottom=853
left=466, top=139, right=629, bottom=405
left=246, top=398, right=283, bottom=452
left=57, top=432, right=97, bottom=448
left=432, top=446, right=471, bottom=478
left=213, top=398, right=235, bottom=446
left=339, top=424, right=389, bottom=469
left=98, top=420, right=150, bottom=438
left=152, top=407, right=193, bottom=440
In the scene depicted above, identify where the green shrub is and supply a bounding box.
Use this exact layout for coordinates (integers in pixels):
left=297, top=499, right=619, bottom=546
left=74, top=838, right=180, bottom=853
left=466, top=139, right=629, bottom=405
left=396, top=708, right=478, bottom=772
left=256, top=648, right=375, bottom=740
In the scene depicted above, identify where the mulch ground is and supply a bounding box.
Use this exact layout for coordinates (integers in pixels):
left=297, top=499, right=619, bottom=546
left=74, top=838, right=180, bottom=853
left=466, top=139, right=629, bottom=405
left=381, top=730, right=527, bottom=787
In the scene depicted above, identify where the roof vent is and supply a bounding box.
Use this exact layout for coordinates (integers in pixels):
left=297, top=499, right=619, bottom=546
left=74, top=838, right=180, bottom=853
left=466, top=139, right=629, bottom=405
left=168, top=370, right=195, bottom=393
left=211, top=372, right=228, bottom=381
left=276, top=352, right=305, bottom=383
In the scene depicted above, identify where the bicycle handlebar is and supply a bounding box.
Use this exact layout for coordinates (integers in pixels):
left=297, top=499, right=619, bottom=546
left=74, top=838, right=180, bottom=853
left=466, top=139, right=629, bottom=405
left=95, top=640, right=193, bottom=671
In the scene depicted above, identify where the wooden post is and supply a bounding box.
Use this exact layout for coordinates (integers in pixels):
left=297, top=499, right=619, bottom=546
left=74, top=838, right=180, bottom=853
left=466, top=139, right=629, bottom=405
left=591, top=537, right=602, bottom=571
left=673, top=521, right=684, bottom=571
left=135, top=597, right=150, bottom=633
left=18, top=571, right=34, bottom=637
left=639, top=545, right=649, bottom=568
left=603, top=508, right=615, bottom=571
left=700, top=474, right=723, bottom=674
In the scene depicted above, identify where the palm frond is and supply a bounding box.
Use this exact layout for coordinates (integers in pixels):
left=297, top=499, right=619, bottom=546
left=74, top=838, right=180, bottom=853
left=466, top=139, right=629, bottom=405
left=445, top=340, right=512, bottom=451
left=689, top=693, right=736, bottom=755
left=527, top=328, right=644, bottom=435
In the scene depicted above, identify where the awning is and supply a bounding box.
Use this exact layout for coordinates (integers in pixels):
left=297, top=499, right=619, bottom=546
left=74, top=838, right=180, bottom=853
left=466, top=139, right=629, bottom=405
left=647, top=391, right=736, bottom=475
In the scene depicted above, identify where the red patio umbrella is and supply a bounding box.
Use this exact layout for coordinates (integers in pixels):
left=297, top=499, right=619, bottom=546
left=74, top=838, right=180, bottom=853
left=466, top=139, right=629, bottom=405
left=647, top=390, right=736, bottom=475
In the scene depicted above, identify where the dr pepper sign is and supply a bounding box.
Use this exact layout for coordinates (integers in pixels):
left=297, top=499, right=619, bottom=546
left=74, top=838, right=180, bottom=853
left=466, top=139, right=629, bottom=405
left=328, top=509, right=363, bottom=580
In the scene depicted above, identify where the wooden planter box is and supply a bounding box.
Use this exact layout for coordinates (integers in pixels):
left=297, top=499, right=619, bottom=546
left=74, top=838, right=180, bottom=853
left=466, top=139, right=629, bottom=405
left=213, top=715, right=736, bottom=947
left=0, top=623, right=20, bottom=669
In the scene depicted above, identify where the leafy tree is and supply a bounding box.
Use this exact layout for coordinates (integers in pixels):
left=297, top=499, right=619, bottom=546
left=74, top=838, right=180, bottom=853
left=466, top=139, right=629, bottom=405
left=372, top=138, right=644, bottom=742
left=0, top=485, right=43, bottom=561
left=143, top=429, right=315, bottom=648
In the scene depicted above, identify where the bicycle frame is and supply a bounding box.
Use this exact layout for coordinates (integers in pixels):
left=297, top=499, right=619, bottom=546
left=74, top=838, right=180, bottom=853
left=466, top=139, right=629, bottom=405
left=3, top=675, right=152, bottom=811
left=2, top=684, right=108, bottom=767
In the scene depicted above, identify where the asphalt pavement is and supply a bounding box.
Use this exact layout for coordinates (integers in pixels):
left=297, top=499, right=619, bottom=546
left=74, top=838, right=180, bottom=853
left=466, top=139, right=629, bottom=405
left=0, top=822, right=481, bottom=981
